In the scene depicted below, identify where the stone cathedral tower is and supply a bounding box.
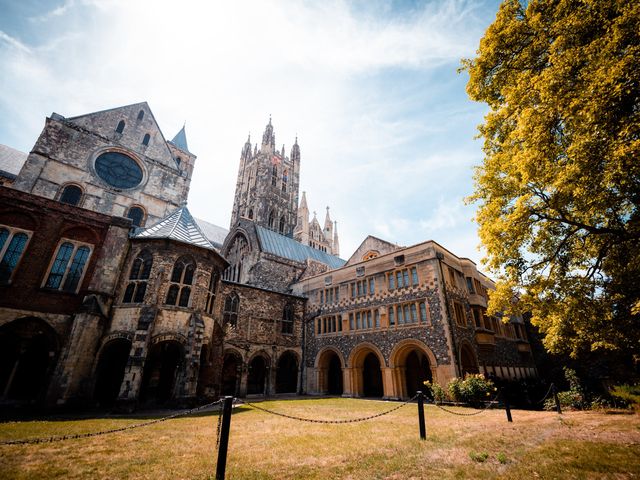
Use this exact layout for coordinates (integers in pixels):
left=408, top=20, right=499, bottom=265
left=230, top=118, right=300, bottom=236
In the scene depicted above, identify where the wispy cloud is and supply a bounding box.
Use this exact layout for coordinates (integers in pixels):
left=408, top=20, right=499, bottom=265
left=0, top=0, right=500, bottom=264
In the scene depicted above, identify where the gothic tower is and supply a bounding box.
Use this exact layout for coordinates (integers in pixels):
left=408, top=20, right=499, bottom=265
left=230, top=118, right=300, bottom=236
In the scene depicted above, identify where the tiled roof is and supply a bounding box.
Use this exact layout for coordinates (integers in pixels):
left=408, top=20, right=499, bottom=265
left=255, top=225, right=346, bottom=269
left=0, top=144, right=27, bottom=179
left=194, top=217, right=229, bottom=248
left=133, top=206, right=215, bottom=250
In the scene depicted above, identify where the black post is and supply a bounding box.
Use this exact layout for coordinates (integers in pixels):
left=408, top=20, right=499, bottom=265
left=216, top=396, right=234, bottom=480
left=551, top=383, right=562, bottom=414
left=417, top=391, right=426, bottom=440
left=503, top=388, right=513, bottom=423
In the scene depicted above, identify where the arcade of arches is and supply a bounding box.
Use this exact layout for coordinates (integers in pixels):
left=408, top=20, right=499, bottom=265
left=221, top=349, right=300, bottom=397
left=313, top=341, right=442, bottom=400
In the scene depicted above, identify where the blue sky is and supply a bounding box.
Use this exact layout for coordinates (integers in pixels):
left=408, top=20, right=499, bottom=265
left=0, top=0, right=503, bottom=265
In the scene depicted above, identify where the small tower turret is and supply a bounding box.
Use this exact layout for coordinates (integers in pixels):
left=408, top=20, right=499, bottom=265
left=333, top=220, right=340, bottom=256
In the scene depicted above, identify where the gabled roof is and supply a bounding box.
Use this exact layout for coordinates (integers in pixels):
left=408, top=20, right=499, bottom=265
left=0, top=144, right=27, bottom=179
left=169, top=125, right=190, bottom=153
left=255, top=225, right=346, bottom=269
left=194, top=217, right=229, bottom=248
left=133, top=206, right=215, bottom=250
left=345, top=235, right=402, bottom=266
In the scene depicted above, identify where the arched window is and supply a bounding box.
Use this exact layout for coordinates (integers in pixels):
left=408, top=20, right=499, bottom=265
left=123, top=249, right=153, bottom=303
left=271, top=165, right=278, bottom=186
left=116, top=120, right=125, bottom=134
left=165, top=256, right=196, bottom=307
left=248, top=208, right=254, bottom=220
left=205, top=270, right=219, bottom=315
left=282, top=303, right=294, bottom=334
left=0, top=227, right=31, bottom=285
left=176, top=157, right=181, bottom=167
left=268, top=210, right=275, bottom=229
left=137, top=110, right=144, bottom=121
left=223, top=293, right=239, bottom=326
left=279, top=215, right=286, bottom=234
left=142, top=133, right=151, bottom=146
left=282, top=169, right=288, bottom=193
left=59, top=184, right=83, bottom=206
left=223, top=234, right=249, bottom=282
left=126, top=206, right=145, bottom=227
left=44, top=240, right=92, bottom=292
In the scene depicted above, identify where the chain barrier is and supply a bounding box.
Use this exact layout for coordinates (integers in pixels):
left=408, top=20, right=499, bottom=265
left=531, top=383, right=555, bottom=405
left=236, top=394, right=419, bottom=424
left=432, top=392, right=500, bottom=416
left=0, top=399, right=224, bottom=446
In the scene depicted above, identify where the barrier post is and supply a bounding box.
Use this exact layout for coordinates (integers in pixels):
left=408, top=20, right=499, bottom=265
left=216, top=396, right=234, bottom=480
left=503, top=388, right=513, bottom=423
left=551, top=384, right=562, bottom=414
left=417, top=391, right=426, bottom=440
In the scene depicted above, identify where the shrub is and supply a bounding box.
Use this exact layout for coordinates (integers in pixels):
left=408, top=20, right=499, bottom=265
left=448, top=374, right=496, bottom=406
left=610, top=384, right=640, bottom=410
left=423, top=380, right=447, bottom=403
left=496, top=452, right=508, bottom=464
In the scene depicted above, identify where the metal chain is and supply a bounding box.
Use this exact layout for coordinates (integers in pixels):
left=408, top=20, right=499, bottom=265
left=432, top=392, right=500, bottom=416
left=0, top=399, right=224, bottom=446
left=236, top=394, right=419, bottom=424
left=531, top=383, right=555, bottom=405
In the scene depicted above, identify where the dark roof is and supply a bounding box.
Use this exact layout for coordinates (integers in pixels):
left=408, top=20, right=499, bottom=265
left=0, top=144, right=27, bottom=179
left=133, top=206, right=215, bottom=250
left=170, top=125, right=189, bottom=153
left=255, top=225, right=346, bottom=269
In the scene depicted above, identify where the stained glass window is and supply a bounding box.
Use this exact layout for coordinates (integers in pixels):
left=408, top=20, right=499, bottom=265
left=95, top=152, right=143, bottom=189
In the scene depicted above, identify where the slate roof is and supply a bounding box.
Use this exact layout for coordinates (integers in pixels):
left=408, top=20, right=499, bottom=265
left=0, top=144, right=27, bottom=179
left=194, top=217, right=229, bottom=248
left=255, top=225, right=346, bottom=269
left=170, top=125, right=190, bottom=153
left=133, top=206, right=215, bottom=250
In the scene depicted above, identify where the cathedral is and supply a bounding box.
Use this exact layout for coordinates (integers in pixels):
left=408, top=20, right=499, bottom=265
left=0, top=102, right=535, bottom=411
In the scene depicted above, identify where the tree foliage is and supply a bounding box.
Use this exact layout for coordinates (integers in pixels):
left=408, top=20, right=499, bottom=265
left=464, top=0, right=640, bottom=362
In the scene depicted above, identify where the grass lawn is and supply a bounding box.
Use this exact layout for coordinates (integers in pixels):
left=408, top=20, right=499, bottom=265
left=0, top=398, right=639, bottom=479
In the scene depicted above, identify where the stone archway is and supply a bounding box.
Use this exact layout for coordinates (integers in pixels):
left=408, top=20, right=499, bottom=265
left=389, top=339, right=438, bottom=399
left=348, top=344, right=385, bottom=398
left=247, top=354, right=269, bottom=395
left=460, top=342, right=479, bottom=376
left=0, top=317, right=58, bottom=404
left=316, top=348, right=344, bottom=395
left=275, top=351, right=298, bottom=394
left=94, top=338, right=131, bottom=407
left=140, top=340, right=184, bottom=405
left=221, top=350, right=242, bottom=397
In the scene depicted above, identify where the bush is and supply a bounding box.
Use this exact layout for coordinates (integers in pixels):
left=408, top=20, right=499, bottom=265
left=423, top=380, right=447, bottom=403
left=469, top=451, right=489, bottom=463
left=544, top=390, right=584, bottom=411
left=447, top=374, right=496, bottom=406
left=610, top=384, right=640, bottom=410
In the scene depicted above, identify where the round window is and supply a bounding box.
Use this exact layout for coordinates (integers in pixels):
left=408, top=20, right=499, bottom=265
left=94, top=152, right=143, bottom=189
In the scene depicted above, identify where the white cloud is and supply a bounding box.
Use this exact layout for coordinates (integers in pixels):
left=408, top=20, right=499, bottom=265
left=0, top=0, right=497, bottom=265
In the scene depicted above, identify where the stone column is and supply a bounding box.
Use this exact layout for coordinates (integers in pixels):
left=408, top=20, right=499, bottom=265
left=342, top=367, right=354, bottom=397
left=382, top=367, right=397, bottom=400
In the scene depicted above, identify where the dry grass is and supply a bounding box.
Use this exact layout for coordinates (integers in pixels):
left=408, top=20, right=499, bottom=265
left=1, top=398, right=639, bottom=479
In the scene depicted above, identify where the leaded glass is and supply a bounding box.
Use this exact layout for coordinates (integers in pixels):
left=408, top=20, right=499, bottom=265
left=45, top=242, right=74, bottom=289
left=0, top=232, right=28, bottom=284
left=95, top=152, right=143, bottom=189
left=62, top=246, right=90, bottom=292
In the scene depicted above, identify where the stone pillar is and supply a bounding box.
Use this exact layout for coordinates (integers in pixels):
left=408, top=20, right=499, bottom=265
left=382, top=367, right=397, bottom=400
left=117, top=305, right=158, bottom=411
left=342, top=367, right=354, bottom=397
left=47, top=311, right=105, bottom=407
left=238, top=363, right=248, bottom=397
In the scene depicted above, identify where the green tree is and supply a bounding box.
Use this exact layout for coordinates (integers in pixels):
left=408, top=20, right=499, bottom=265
left=463, top=0, right=640, bottom=364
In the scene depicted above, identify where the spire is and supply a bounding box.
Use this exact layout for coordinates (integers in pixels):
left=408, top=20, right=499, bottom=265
left=324, top=206, right=333, bottom=230
left=299, top=191, right=308, bottom=211
left=333, top=220, right=340, bottom=256
left=170, top=124, right=189, bottom=152
left=290, top=135, right=300, bottom=161
left=242, top=133, right=252, bottom=158
left=281, top=144, right=285, bottom=158
left=262, top=115, right=275, bottom=148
